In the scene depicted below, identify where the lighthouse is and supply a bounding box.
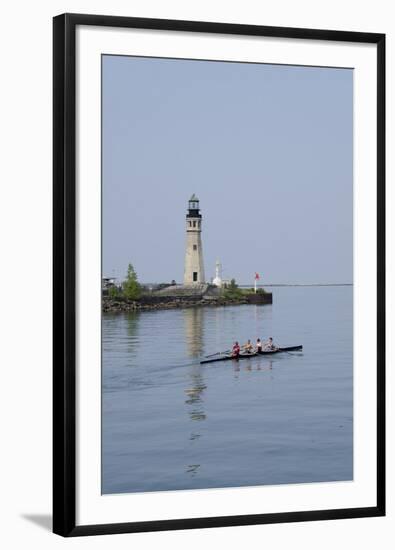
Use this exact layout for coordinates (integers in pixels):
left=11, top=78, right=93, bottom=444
left=184, top=194, right=205, bottom=285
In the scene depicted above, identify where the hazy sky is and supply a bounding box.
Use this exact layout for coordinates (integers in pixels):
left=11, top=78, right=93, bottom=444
left=102, top=55, right=353, bottom=285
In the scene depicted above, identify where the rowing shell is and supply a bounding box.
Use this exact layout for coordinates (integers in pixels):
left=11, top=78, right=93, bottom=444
left=200, top=345, right=303, bottom=365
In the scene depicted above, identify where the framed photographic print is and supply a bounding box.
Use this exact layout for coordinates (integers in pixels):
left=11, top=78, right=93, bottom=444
left=53, top=13, right=385, bottom=536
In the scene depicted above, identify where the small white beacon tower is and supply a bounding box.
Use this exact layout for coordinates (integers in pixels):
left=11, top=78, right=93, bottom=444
left=212, top=259, right=223, bottom=288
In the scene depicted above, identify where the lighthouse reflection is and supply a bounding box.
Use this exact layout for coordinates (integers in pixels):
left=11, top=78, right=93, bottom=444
left=183, top=306, right=204, bottom=357
left=183, top=308, right=206, bottom=478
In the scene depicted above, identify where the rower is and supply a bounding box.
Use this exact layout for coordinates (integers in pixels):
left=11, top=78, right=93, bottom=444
left=263, top=337, right=278, bottom=351
left=256, top=338, right=262, bottom=352
left=231, top=341, right=240, bottom=357
left=243, top=339, right=254, bottom=354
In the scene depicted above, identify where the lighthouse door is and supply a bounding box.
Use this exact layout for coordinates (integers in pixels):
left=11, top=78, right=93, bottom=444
left=193, top=272, right=198, bottom=282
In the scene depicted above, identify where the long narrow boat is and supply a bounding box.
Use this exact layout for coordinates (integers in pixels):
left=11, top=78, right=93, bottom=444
left=200, top=345, right=303, bottom=364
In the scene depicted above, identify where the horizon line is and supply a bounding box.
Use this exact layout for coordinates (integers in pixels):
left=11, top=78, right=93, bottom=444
left=240, top=283, right=353, bottom=287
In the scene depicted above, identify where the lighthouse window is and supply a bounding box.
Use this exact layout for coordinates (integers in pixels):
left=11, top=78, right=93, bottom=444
left=193, top=221, right=196, bottom=227
left=189, top=221, right=192, bottom=227
left=193, top=245, right=197, bottom=250
left=193, top=272, right=198, bottom=282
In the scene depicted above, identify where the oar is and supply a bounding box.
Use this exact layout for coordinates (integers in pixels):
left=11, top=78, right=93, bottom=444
left=278, top=346, right=303, bottom=355
left=205, top=349, right=230, bottom=358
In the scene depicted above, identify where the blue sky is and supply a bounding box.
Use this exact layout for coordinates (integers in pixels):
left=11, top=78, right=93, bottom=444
left=102, top=55, right=353, bottom=285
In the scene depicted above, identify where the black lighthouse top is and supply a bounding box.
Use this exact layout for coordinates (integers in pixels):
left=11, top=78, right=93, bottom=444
left=187, top=194, right=201, bottom=219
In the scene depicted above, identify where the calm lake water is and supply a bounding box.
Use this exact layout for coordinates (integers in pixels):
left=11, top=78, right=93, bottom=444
left=102, top=286, right=353, bottom=494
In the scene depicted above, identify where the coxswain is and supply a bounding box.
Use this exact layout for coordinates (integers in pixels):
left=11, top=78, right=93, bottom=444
left=256, top=338, right=262, bottom=352
left=231, top=341, right=240, bottom=358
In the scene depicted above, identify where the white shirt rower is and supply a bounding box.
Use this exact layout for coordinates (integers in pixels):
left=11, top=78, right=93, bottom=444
left=263, top=337, right=277, bottom=351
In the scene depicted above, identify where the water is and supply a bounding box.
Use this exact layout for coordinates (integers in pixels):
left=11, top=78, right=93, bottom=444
left=102, top=286, right=353, bottom=494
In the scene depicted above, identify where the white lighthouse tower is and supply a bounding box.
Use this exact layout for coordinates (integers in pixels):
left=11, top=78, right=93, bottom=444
left=184, top=194, right=205, bottom=285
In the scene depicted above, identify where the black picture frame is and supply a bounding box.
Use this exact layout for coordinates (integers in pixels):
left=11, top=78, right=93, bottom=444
left=53, top=13, right=386, bottom=537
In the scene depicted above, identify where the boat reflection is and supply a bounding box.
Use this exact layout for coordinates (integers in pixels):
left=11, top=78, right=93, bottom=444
left=233, top=358, right=274, bottom=378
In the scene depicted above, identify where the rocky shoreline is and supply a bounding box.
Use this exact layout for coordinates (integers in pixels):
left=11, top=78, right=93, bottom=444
left=102, top=292, right=273, bottom=313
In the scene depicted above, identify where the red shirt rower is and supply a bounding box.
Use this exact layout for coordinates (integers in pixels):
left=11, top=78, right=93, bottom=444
left=232, top=341, right=240, bottom=357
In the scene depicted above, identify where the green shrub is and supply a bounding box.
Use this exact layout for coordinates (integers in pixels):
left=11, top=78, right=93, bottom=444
left=122, top=263, right=141, bottom=300
left=223, top=278, right=244, bottom=299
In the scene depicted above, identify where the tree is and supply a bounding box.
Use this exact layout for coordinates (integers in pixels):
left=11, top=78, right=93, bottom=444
left=122, top=263, right=141, bottom=300
left=229, top=278, right=238, bottom=290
